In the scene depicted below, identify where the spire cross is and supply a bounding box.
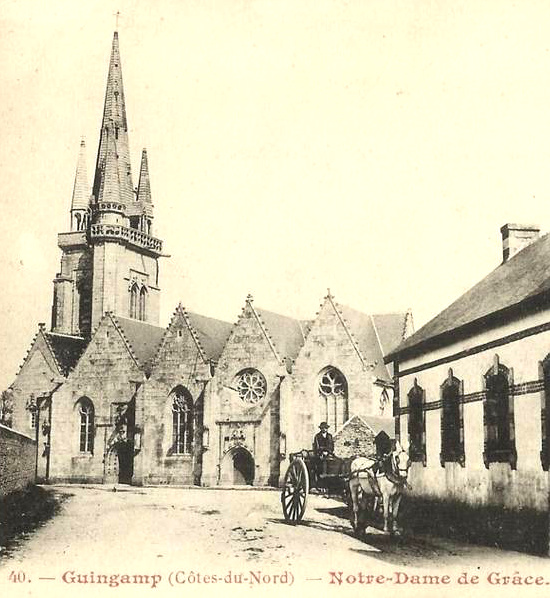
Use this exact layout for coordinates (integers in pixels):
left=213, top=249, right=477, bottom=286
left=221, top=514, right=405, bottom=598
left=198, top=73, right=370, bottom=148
left=114, top=11, right=121, bottom=30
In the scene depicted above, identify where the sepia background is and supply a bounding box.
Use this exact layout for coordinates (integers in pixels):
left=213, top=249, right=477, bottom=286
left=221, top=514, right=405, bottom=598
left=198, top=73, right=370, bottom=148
left=2, top=0, right=550, bottom=389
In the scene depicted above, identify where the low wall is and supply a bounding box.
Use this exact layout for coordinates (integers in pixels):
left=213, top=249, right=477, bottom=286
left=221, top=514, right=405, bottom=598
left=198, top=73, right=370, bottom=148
left=0, top=424, right=36, bottom=497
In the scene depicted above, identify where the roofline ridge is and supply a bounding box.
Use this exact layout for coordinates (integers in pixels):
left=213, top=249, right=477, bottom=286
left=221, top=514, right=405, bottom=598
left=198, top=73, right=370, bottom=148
left=248, top=300, right=283, bottom=365
left=108, top=312, right=142, bottom=369
left=149, top=306, right=181, bottom=372
left=180, top=308, right=208, bottom=363
left=40, top=326, right=67, bottom=376
left=369, top=313, right=392, bottom=380
left=327, top=294, right=367, bottom=370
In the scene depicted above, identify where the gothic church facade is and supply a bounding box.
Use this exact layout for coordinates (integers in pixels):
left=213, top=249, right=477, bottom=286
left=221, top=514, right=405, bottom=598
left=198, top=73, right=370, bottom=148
left=8, top=32, right=412, bottom=487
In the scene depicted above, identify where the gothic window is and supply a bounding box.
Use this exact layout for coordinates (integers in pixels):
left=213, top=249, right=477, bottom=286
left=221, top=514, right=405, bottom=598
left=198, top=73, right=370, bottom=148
left=129, top=284, right=138, bottom=319
left=318, top=367, right=348, bottom=431
left=483, top=358, right=516, bottom=469
left=172, top=388, right=193, bottom=454
left=78, top=398, right=94, bottom=453
left=139, top=287, right=147, bottom=321
left=407, top=380, right=426, bottom=464
left=235, top=369, right=267, bottom=404
left=440, top=370, right=464, bottom=466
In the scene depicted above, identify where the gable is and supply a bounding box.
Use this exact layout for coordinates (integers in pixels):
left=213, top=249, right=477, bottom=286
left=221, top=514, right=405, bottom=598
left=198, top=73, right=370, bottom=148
left=68, top=316, right=142, bottom=383
left=13, top=335, right=61, bottom=392
left=217, top=302, right=281, bottom=370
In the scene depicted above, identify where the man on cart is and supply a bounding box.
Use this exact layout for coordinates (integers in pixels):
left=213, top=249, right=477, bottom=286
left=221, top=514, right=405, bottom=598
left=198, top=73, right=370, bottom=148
left=313, top=421, right=334, bottom=479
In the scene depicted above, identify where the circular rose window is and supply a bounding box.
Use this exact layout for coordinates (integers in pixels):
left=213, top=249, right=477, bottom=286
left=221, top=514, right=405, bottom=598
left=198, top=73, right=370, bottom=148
left=236, top=369, right=267, bottom=404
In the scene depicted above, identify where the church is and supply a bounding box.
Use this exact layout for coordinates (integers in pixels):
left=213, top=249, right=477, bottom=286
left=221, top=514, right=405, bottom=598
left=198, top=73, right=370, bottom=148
left=7, top=32, right=411, bottom=487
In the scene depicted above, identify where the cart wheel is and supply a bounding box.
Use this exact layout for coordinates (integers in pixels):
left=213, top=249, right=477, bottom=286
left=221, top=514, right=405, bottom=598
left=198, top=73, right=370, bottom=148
left=281, top=458, right=309, bottom=524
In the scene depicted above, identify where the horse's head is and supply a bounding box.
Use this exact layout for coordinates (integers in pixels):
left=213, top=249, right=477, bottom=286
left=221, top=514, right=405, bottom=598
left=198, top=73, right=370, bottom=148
left=392, top=441, right=410, bottom=480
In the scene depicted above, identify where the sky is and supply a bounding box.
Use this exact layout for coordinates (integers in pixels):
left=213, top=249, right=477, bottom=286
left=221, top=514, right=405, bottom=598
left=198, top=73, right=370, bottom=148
left=1, top=0, right=550, bottom=389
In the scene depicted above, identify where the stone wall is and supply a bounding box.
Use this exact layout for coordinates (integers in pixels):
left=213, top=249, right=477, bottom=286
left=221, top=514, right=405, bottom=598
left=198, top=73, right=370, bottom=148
left=0, top=424, right=36, bottom=497
left=139, top=311, right=210, bottom=485
left=333, top=415, right=376, bottom=459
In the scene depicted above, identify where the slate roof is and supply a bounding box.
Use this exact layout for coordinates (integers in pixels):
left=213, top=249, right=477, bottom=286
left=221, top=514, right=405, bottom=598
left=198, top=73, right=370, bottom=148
left=385, top=232, right=550, bottom=362
left=255, top=307, right=306, bottom=362
left=338, top=305, right=407, bottom=383
left=114, top=316, right=166, bottom=374
left=44, top=332, right=87, bottom=375
left=186, top=311, right=233, bottom=362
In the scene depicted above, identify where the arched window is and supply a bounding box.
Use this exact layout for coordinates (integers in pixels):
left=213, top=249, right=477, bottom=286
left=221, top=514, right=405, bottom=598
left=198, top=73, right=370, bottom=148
left=440, top=370, right=464, bottom=466
left=129, top=284, right=138, bottom=319
left=77, top=398, right=94, bottom=453
left=407, top=380, right=425, bottom=464
left=483, top=357, right=516, bottom=468
left=172, top=387, right=193, bottom=454
left=139, top=286, right=147, bottom=321
left=318, top=367, right=348, bottom=431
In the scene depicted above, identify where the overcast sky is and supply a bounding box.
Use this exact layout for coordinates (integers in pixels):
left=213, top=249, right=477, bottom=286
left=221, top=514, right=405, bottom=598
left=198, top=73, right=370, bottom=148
left=1, top=0, right=550, bottom=389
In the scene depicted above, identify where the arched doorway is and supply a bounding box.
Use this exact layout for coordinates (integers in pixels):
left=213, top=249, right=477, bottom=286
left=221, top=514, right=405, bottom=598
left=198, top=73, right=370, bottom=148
left=104, top=442, right=133, bottom=484
left=220, top=447, right=255, bottom=485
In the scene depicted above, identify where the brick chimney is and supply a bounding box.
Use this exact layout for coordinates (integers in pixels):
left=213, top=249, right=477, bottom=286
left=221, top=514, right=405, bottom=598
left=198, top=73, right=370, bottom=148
left=500, top=223, right=540, bottom=262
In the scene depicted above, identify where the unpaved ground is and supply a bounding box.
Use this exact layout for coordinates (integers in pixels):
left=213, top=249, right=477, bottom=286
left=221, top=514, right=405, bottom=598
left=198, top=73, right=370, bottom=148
left=0, top=485, right=549, bottom=598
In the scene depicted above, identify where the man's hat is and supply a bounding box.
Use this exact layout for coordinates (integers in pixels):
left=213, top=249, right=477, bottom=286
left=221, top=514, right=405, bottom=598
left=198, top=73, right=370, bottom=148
left=319, top=421, right=329, bottom=430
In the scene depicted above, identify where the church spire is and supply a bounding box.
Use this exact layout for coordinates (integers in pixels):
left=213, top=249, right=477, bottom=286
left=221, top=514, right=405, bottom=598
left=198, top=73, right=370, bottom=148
left=70, top=139, right=90, bottom=231
left=92, top=31, right=134, bottom=206
left=137, top=148, right=152, bottom=204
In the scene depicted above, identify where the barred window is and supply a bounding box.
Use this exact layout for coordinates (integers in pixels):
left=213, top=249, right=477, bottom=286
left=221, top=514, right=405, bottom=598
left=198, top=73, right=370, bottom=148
left=483, top=359, right=516, bottom=468
left=407, top=381, right=425, bottom=464
left=440, top=371, right=464, bottom=466
left=78, top=399, right=94, bottom=453
left=172, top=388, right=193, bottom=454
left=318, top=367, right=348, bottom=431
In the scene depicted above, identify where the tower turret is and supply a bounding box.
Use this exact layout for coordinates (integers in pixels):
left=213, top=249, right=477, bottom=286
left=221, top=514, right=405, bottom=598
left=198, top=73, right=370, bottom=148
left=70, top=139, right=91, bottom=231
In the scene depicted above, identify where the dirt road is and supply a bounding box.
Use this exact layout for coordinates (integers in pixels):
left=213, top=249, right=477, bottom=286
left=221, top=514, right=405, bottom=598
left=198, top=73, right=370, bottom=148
left=1, top=485, right=549, bottom=598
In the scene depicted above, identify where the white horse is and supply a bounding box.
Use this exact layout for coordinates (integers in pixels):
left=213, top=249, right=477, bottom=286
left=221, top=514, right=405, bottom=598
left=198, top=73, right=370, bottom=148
left=348, top=442, right=410, bottom=536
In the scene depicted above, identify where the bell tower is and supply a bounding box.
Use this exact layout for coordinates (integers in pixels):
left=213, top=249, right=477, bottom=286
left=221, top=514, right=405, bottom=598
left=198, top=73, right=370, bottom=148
left=51, top=31, right=165, bottom=337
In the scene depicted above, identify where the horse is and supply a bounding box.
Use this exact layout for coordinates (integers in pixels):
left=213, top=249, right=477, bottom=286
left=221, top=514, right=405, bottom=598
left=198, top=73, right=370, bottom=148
left=348, top=442, right=410, bottom=536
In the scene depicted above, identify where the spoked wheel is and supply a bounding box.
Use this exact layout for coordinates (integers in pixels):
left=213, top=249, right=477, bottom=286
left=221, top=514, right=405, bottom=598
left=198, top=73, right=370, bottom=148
left=281, top=458, right=309, bottom=524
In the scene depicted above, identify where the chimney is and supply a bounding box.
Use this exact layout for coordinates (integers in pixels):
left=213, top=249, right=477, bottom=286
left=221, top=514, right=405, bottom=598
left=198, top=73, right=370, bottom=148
left=500, top=223, right=540, bottom=262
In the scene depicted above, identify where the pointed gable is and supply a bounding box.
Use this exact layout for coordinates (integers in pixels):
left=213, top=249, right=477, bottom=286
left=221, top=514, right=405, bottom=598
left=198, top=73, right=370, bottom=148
left=14, top=325, right=65, bottom=384
left=113, top=316, right=165, bottom=375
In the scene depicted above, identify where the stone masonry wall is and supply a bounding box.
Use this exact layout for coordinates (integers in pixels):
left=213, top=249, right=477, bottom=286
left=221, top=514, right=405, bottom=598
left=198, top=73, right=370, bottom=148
left=203, top=302, right=284, bottom=487
left=288, top=298, right=381, bottom=460
left=139, top=312, right=211, bottom=485
left=0, top=424, right=36, bottom=497
left=333, top=416, right=376, bottom=459
left=49, top=316, right=144, bottom=483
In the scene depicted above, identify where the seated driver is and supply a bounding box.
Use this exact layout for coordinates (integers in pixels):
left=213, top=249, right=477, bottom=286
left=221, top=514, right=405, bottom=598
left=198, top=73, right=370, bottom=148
left=313, top=422, right=334, bottom=477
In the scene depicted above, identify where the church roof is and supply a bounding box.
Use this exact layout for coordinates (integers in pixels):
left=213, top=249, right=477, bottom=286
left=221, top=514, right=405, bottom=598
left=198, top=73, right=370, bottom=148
left=44, top=332, right=87, bottom=376
left=255, top=307, right=306, bottom=362
left=338, top=304, right=407, bottom=383
left=386, top=232, right=550, bottom=362
left=114, top=316, right=165, bottom=374
left=186, top=311, right=233, bottom=362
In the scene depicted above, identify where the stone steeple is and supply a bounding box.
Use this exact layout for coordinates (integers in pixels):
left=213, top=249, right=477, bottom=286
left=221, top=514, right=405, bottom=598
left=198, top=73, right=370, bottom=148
left=70, top=139, right=90, bottom=231
left=137, top=149, right=152, bottom=204
left=92, top=31, right=134, bottom=206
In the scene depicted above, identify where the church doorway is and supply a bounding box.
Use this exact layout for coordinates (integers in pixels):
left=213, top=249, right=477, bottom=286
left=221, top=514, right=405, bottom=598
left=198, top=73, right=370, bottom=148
left=104, top=442, right=133, bottom=484
left=220, top=447, right=255, bottom=485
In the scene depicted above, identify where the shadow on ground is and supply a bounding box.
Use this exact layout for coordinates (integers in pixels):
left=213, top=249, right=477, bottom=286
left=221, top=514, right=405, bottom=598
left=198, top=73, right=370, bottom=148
left=0, top=485, right=72, bottom=559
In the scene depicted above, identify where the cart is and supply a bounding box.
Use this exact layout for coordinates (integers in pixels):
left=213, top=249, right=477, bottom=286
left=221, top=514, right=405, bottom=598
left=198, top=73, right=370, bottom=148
left=280, top=450, right=351, bottom=524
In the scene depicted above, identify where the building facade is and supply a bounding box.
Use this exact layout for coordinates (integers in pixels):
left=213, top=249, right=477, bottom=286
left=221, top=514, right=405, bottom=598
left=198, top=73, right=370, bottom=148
left=386, top=224, right=550, bottom=513
left=8, top=32, right=411, bottom=487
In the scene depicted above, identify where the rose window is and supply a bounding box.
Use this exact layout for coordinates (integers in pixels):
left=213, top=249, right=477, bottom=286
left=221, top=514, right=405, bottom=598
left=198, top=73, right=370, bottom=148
left=236, top=369, right=267, bottom=404
left=319, top=368, right=346, bottom=397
